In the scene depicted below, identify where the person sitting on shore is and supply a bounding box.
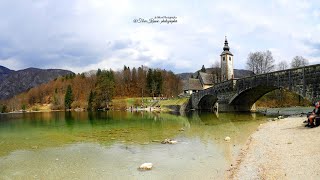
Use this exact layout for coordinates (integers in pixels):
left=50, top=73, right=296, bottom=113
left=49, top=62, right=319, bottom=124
left=306, top=102, right=320, bottom=128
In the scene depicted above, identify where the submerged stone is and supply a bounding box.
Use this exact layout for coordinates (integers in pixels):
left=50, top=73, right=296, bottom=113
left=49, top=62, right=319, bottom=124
left=224, top=136, right=231, bottom=142
left=139, top=163, right=153, bottom=170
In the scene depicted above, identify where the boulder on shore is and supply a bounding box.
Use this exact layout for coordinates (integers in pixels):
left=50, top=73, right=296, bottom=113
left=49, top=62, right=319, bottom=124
left=139, top=163, right=153, bottom=170
left=225, top=136, right=231, bottom=142
left=161, top=138, right=178, bottom=144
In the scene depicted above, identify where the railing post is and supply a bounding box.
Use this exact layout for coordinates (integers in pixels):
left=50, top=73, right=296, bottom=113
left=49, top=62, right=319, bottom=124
left=288, top=70, right=292, bottom=90
left=303, top=67, right=306, bottom=97
left=277, top=73, right=280, bottom=87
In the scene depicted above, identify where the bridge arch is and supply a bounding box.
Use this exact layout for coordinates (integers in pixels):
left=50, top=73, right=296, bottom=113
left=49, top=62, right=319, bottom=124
left=229, top=85, right=310, bottom=111
left=198, top=95, right=218, bottom=111
left=229, top=85, right=278, bottom=109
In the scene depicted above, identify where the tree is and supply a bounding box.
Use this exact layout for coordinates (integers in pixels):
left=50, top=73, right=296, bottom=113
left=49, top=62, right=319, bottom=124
left=246, top=50, right=275, bottom=74
left=87, top=90, right=94, bottom=111
left=291, top=56, right=309, bottom=68
left=1, top=105, right=7, bottom=113
left=96, top=69, right=102, bottom=76
left=94, top=70, right=115, bottom=110
left=146, top=69, right=154, bottom=96
left=137, top=66, right=146, bottom=95
left=201, top=65, right=206, bottom=72
left=64, top=85, right=74, bottom=110
left=211, top=60, right=221, bottom=83
left=277, top=60, right=288, bottom=71
left=131, top=67, right=138, bottom=95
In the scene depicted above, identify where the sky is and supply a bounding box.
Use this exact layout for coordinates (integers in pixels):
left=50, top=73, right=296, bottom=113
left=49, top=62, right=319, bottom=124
left=0, top=0, right=319, bottom=73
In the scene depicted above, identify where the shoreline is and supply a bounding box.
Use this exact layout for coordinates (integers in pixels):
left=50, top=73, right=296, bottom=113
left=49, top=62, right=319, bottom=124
left=228, top=115, right=320, bottom=179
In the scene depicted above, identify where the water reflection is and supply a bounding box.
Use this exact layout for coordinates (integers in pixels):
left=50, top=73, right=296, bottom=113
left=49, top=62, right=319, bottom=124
left=0, top=111, right=270, bottom=179
left=0, top=111, right=267, bottom=157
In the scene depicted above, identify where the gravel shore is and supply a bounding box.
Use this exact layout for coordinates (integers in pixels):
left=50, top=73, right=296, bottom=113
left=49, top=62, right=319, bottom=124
left=228, top=116, right=320, bottom=179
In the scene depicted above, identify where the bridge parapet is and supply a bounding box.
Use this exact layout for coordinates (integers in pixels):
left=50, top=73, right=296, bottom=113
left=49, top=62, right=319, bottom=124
left=188, top=64, right=320, bottom=112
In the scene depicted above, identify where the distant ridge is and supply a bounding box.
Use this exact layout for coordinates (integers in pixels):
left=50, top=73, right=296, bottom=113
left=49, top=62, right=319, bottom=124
left=0, top=66, right=73, bottom=100
left=177, top=68, right=254, bottom=81
left=0, top=65, right=15, bottom=80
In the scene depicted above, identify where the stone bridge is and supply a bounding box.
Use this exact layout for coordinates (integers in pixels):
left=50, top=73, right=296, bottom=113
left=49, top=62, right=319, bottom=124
left=188, top=64, right=320, bottom=112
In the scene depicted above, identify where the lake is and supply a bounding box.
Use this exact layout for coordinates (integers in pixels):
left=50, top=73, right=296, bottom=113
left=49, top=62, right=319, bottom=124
left=0, top=111, right=268, bottom=179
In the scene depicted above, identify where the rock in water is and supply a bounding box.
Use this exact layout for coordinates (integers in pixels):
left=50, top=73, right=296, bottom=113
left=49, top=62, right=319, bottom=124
left=139, top=163, right=153, bottom=170
left=161, top=139, right=177, bottom=144
left=169, top=140, right=177, bottom=144
left=225, top=136, right=231, bottom=142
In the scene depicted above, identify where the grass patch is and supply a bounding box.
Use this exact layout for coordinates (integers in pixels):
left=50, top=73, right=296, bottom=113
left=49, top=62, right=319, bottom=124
left=156, top=97, right=189, bottom=107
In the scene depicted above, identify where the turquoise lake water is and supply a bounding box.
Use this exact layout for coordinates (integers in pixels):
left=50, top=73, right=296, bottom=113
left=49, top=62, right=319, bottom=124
left=0, top=111, right=268, bottom=179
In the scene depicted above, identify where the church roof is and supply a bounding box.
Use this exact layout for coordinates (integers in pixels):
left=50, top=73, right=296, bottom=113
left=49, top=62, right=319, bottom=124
left=220, top=51, right=233, bottom=56
left=183, top=78, right=202, bottom=90
left=199, top=72, right=214, bottom=85
left=220, top=36, right=233, bottom=56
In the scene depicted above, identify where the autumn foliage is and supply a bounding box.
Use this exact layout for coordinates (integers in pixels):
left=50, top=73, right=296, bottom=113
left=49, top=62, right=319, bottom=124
left=1, top=66, right=182, bottom=112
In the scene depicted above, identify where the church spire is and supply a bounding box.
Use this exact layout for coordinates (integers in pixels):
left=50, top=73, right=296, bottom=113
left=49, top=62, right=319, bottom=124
left=223, top=36, right=230, bottom=51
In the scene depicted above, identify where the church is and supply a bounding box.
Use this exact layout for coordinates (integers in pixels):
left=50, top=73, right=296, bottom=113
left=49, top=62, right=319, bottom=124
left=183, top=37, right=252, bottom=95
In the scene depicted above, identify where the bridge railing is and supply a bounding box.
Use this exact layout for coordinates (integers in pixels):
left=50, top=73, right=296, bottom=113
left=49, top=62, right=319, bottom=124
left=235, top=64, right=320, bottom=97
left=194, top=64, right=320, bottom=98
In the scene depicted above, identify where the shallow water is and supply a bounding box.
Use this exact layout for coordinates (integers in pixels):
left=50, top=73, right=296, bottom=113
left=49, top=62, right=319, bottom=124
left=0, top=111, right=267, bottom=179
left=258, top=106, right=313, bottom=116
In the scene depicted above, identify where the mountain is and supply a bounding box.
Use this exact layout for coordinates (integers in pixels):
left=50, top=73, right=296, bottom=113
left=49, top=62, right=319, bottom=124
left=0, top=66, right=15, bottom=80
left=233, top=69, right=255, bottom=78
left=0, top=67, right=73, bottom=100
left=177, top=68, right=254, bottom=81
left=177, top=73, right=194, bottom=81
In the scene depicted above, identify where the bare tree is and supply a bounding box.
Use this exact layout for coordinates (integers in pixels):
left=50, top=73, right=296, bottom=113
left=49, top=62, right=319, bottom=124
left=291, top=56, right=309, bottom=68
left=246, top=50, right=275, bottom=74
left=211, top=60, right=221, bottom=83
left=277, top=60, right=288, bottom=71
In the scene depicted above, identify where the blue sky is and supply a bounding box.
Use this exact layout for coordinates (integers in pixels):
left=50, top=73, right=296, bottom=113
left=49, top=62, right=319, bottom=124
left=0, top=0, right=319, bottom=73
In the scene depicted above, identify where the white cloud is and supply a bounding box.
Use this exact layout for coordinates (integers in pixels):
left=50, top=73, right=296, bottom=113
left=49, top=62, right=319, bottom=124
left=0, top=0, right=319, bottom=73
left=0, top=57, right=23, bottom=70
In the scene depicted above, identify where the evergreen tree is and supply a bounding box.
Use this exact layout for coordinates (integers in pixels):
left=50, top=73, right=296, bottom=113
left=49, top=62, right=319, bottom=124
left=1, top=105, right=7, bottom=113
left=87, top=90, right=94, bottom=111
left=96, top=69, right=102, bottom=76
left=201, top=65, right=206, bottom=72
left=64, top=85, right=74, bottom=110
left=93, top=70, right=115, bottom=110
left=154, top=70, right=163, bottom=96
left=146, top=69, right=153, bottom=96
left=131, top=67, right=138, bottom=95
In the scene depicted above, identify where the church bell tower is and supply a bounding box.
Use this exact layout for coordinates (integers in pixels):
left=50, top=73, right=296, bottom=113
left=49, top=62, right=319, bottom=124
left=220, top=36, right=234, bottom=81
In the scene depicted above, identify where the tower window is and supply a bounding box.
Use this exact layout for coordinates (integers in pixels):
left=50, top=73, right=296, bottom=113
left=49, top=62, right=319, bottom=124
left=223, top=57, right=225, bottom=61
left=229, top=57, right=231, bottom=61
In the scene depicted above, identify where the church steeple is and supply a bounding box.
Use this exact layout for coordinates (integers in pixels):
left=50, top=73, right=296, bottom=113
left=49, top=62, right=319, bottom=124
left=223, top=36, right=230, bottom=51
left=220, top=36, right=234, bottom=81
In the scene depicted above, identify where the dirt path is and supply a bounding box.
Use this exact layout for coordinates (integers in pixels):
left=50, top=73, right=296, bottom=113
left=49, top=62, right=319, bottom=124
left=228, top=116, right=320, bottom=179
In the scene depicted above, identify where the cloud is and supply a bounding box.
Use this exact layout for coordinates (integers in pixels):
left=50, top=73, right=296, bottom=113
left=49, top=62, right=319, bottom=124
left=0, top=0, right=319, bottom=73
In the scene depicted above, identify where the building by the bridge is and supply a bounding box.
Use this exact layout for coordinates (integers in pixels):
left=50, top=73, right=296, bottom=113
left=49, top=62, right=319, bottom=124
left=183, top=37, right=253, bottom=95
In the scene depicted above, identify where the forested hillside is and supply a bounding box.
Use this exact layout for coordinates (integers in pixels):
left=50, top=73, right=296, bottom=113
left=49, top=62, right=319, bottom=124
left=0, top=66, right=182, bottom=112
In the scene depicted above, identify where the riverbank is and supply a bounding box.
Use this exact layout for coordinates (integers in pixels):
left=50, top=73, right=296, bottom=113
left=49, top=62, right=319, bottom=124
left=228, top=116, right=320, bottom=179
left=1, top=97, right=190, bottom=114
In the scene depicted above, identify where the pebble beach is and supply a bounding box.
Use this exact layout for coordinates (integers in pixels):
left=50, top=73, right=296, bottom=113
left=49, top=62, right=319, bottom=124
left=229, top=116, right=320, bottom=179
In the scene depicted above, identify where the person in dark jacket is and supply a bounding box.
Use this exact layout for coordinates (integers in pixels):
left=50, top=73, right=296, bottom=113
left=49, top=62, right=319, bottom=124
left=307, top=102, right=320, bottom=128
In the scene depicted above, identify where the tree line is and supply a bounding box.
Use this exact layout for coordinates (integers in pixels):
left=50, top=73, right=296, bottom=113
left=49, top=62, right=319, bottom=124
left=0, top=66, right=182, bottom=112
left=246, top=50, right=309, bottom=74
left=245, top=51, right=311, bottom=106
